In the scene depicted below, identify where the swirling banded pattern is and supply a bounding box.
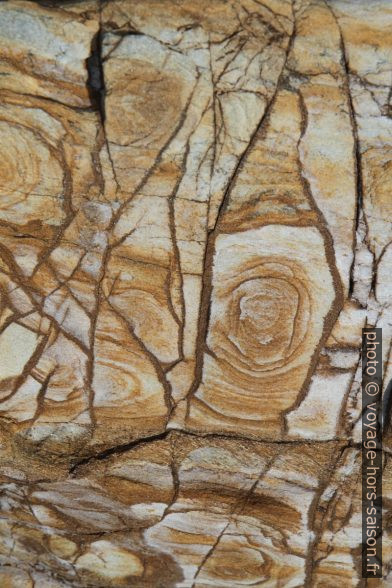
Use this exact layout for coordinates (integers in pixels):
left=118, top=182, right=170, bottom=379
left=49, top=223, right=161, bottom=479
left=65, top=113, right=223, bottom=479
left=187, top=225, right=336, bottom=437
left=0, top=1, right=391, bottom=586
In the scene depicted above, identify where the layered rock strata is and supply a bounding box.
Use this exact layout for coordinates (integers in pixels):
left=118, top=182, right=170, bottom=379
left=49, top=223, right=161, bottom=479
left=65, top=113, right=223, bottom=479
left=0, top=0, right=391, bottom=586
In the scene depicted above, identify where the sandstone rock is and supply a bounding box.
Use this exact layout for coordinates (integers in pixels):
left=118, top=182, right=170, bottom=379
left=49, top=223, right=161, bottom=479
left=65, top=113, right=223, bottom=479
left=0, top=0, right=391, bottom=586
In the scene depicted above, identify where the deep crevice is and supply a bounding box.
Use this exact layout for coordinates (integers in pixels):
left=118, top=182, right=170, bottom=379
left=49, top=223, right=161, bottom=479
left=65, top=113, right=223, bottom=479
left=86, top=29, right=106, bottom=124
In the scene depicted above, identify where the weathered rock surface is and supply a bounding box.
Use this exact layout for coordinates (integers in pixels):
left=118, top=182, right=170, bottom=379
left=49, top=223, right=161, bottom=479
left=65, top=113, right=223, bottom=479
left=0, top=0, right=391, bottom=586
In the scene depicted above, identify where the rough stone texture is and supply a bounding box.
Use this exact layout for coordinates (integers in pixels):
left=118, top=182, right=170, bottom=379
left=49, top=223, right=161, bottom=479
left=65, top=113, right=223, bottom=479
left=0, top=0, right=391, bottom=586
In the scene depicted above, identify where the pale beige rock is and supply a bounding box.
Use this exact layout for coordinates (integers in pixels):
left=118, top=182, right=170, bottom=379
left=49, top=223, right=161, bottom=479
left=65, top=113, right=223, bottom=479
left=0, top=0, right=391, bottom=586
left=0, top=0, right=98, bottom=106
left=186, top=224, right=336, bottom=438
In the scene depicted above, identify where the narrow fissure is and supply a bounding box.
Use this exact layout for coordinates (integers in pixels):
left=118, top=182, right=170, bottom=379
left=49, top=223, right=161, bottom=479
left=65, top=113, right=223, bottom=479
left=86, top=28, right=106, bottom=124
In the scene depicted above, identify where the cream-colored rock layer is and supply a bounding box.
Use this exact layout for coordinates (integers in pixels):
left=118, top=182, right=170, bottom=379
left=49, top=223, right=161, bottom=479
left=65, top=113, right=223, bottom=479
left=0, top=432, right=391, bottom=587
left=0, top=0, right=98, bottom=106
left=0, top=0, right=391, bottom=585
left=0, top=433, right=340, bottom=586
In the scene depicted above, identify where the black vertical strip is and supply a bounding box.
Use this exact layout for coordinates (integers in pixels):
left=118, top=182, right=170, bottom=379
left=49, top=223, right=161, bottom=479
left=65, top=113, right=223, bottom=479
left=362, top=327, right=382, bottom=578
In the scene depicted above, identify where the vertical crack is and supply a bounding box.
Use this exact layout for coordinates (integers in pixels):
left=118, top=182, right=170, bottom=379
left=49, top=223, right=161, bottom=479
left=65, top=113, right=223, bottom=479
left=184, top=4, right=298, bottom=413
left=86, top=19, right=106, bottom=125
left=326, top=0, right=364, bottom=299
left=339, top=35, right=364, bottom=300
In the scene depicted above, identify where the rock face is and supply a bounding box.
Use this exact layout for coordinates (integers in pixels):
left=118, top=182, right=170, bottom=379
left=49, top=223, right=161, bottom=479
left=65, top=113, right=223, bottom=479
left=0, top=0, right=391, bottom=586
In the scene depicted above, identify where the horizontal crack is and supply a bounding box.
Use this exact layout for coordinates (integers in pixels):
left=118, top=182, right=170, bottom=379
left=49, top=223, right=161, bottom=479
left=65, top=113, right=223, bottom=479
left=68, top=427, right=370, bottom=475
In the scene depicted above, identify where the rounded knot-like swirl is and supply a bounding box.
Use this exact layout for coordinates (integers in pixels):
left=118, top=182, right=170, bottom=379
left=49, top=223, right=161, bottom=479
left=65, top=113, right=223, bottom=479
left=211, top=260, right=310, bottom=376
left=0, top=119, right=64, bottom=227
left=189, top=225, right=336, bottom=434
